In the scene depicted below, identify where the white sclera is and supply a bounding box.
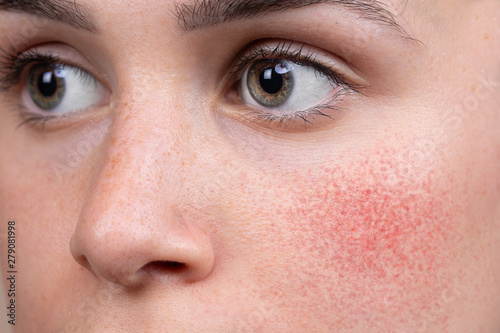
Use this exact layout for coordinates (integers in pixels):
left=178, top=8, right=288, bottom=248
left=27, top=66, right=106, bottom=114
left=239, top=61, right=335, bottom=112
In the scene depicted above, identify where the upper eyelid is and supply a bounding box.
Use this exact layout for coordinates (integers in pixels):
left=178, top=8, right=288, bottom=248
left=0, top=54, right=62, bottom=91
left=230, top=41, right=313, bottom=75
left=229, top=40, right=362, bottom=92
left=0, top=44, right=108, bottom=92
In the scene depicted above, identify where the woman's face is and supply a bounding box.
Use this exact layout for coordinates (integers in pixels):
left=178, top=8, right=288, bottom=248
left=1, top=0, right=500, bottom=331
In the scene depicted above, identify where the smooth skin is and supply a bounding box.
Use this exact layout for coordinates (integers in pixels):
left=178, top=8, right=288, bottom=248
left=1, top=0, right=500, bottom=332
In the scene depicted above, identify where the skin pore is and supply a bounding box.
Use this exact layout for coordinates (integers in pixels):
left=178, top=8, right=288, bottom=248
left=0, top=0, right=500, bottom=332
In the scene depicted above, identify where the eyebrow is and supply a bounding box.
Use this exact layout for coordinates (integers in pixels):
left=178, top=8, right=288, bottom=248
left=0, top=0, right=98, bottom=33
left=175, top=0, right=409, bottom=36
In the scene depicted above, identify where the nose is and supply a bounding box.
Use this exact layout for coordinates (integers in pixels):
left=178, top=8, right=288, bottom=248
left=70, top=110, right=215, bottom=287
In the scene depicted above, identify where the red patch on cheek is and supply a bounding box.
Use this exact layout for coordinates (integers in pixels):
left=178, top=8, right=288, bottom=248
left=299, top=171, right=449, bottom=280
left=276, top=147, right=460, bottom=327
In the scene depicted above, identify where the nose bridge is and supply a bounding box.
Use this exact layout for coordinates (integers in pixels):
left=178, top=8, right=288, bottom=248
left=70, top=92, right=215, bottom=287
left=105, top=68, right=197, bottom=196
left=94, top=93, right=182, bottom=218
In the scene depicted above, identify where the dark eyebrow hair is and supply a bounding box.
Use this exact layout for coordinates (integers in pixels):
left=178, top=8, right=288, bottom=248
left=175, top=0, right=408, bottom=36
left=0, top=0, right=98, bottom=33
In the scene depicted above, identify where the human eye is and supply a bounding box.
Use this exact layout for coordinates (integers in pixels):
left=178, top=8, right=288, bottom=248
left=225, top=40, right=363, bottom=131
left=0, top=45, right=108, bottom=130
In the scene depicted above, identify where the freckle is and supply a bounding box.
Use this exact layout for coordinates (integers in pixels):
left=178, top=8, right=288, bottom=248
left=109, top=153, right=123, bottom=171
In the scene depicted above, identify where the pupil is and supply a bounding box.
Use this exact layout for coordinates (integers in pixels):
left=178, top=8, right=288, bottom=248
left=37, top=71, right=58, bottom=97
left=259, top=66, right=283, bottom=94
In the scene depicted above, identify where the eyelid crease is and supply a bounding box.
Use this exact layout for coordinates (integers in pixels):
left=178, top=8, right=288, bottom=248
left=230, top=40, right=364, bottom=93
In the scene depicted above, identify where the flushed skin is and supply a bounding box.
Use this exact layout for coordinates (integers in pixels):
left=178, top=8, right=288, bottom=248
left=0, top=0, right=500, bottom=332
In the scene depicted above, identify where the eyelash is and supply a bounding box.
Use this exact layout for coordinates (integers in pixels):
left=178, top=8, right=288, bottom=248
left=0, top=44, right=94, bottom=129
left=229, top=41, right=358, bottom=128
left=0, top=41, right=357, bottom=130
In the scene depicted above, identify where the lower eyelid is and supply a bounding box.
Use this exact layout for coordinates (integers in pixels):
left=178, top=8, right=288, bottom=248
left=224, top=89, right=348, bottom=133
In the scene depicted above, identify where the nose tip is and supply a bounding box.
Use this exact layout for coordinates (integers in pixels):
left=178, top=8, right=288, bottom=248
left=68, top=99, right=217, bottom=288
left=70, top=209, right=216, bottom=288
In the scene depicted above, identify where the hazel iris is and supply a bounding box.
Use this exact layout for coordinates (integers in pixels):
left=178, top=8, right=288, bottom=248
left=247, top=60, right=294, bottom=108
left=28, top=64, right=66, bottom=110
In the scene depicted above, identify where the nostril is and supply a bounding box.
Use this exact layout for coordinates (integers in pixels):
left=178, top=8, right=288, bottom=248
left=160, top=260, right=186, bottom=270
left=143, top=260, right=187, bottom=274
left=74, top=254, right=93, bottom=273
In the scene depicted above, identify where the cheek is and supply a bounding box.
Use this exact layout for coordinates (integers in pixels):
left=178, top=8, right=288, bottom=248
left=290, top=165, right=451, bottom=283
left=246, top=146, right=466, bottom=329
